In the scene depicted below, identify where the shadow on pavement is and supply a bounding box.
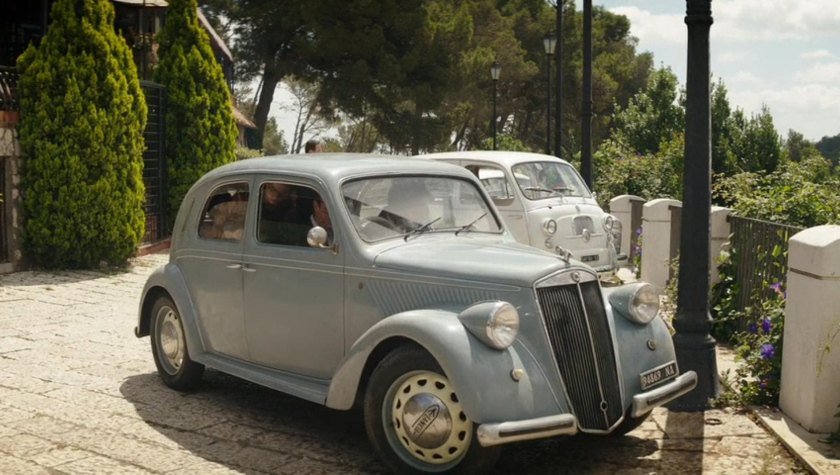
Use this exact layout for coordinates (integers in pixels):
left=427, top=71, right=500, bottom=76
left=121, top=371, right=661, bottom=474
left=661, top=410, right=706, bottom=473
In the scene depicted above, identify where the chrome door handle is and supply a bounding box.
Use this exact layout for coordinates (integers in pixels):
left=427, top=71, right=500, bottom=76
left=226, top=263, right=242, bottom=270
left=242, top=266, right=256, bottom=273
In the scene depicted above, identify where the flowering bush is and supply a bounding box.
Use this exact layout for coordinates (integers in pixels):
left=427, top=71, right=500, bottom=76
left=732, top=281, right=785, bottom=405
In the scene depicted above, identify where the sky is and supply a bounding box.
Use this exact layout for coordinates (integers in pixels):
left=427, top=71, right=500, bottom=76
left=270, top=0, right=840, bottom=147
left=589, top=0, right=840, bottom=142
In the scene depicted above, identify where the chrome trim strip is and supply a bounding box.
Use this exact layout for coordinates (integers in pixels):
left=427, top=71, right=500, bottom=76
left=631, top=371, right=698, bottom=417
left=535, top=267, right=598, bottom=288
left=476, top=414, right=578, bottom=447
left=575, top=281, right=611, bottom=429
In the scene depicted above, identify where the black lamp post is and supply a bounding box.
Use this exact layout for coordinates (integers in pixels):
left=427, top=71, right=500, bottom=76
left=581, top=0, right=593, bottom=188
left=491, top=60, right=502, bottom=150
left=670, top=0, right=719, bottom=411
left=543, top=33, right=557, bottom=155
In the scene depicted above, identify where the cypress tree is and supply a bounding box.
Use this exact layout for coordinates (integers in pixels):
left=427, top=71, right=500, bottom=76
left=17, top=0, right=147, bottom=268
left=154, top=0, right=237, bottom=227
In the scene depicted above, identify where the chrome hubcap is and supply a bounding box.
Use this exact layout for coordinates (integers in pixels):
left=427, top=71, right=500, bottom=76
left=158, top=308, right=184, bottom=373
left=389, top=371, right=472, bottom=465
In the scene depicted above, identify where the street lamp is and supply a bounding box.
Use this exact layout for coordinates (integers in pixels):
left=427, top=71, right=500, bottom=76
left=491, top=60, right=502, bottom=150
left=543, top=33, right=557, bottom=155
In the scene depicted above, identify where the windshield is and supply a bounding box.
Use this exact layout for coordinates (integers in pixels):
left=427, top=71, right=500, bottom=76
left=511, top=161, right=592, bottom=200
left=342, top=176, right=503, bottom=242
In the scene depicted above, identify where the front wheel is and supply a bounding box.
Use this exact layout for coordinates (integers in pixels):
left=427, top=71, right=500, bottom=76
left=150, top=295, right=204, bottom=390
left=363, top=346, right=500, bottom=474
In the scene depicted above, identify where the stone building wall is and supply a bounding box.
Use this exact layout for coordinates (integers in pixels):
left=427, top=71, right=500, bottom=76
left=0, top=125, right=22, bottom=273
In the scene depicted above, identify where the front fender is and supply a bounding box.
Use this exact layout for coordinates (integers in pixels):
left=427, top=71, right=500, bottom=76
left=136, top=263, right=205, bottom=359
left=326, top=309, right=566, bottom=423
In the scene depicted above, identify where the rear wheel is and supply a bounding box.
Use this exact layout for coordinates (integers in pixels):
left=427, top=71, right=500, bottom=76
left=363, top=346, right=500, bottom=474
left=150, top=296, right=204, bottom=390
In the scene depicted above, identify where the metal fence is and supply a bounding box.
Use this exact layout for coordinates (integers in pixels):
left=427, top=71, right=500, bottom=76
left=140, top=80, right=167, bottom=243
left=728, top=215, right=803, bottom=314
left=0, top=66, right=19, bottom=111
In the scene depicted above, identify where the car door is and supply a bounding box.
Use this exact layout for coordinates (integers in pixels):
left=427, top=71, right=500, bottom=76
left=467, top=161, right=530, bottom=244
left=177, top=180, right=250, bottom=360
left=241, top=177, right=344, bottom=380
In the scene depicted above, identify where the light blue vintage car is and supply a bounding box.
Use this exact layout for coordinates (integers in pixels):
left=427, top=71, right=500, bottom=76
left=136, top=154, right=697, bottom=473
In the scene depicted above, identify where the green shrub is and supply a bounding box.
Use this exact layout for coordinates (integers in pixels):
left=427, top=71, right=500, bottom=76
left=17, top=0, right=147, bottom=268
left=154, top=0, right=237, bottom=229
left=235, top=146, right=263, bottom=160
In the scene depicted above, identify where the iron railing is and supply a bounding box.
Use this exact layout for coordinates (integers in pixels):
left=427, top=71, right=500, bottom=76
left=0, top=66, right=19, bottom=112
left=140, top=80, right=167, bottom=242
left=728, top=215, right=803, bottom=315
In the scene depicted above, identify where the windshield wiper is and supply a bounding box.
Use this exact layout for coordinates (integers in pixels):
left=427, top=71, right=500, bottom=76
left=455, top=212, right=487, bottom=236
left=404, top=217, right=441, bottom=241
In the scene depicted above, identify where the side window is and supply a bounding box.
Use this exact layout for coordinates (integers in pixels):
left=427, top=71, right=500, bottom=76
left=258, top=182, right=332, bottom=247
left=470, top=165, right=515, bottom=205
left=198, top=182, right=250, bottom=242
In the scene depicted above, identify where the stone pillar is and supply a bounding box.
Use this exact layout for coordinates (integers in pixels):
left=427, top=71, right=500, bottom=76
left=640, top=198, right=681, bottom=290
left=609, top=195, right=644, bottom=258
left=709, top=206, right=731, bottom=285
left=779, top=225, right=840, bottom=433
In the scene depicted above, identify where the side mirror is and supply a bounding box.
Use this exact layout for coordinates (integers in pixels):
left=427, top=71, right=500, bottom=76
left=307, top=226, right=329, bottom=248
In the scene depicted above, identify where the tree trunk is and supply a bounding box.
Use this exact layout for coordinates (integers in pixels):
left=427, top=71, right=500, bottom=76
left=253, top=63, right=280, bottom=150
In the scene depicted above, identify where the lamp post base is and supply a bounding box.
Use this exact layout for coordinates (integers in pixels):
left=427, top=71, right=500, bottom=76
left=668, top=329, right=720, bottom=411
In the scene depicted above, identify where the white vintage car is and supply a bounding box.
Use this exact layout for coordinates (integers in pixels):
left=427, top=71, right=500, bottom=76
left=419, top=151, right=626, bottom=276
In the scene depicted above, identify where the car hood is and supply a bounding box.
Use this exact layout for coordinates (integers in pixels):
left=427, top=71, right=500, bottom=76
left=527, top=198, right=604, bottom=215
left=373, top=237, right=575, bottom=287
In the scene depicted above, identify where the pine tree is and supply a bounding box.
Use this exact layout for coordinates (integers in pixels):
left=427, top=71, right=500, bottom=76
left=17, top=0, right=147, bottom=268
left=154, top=0, right=237, bottom=227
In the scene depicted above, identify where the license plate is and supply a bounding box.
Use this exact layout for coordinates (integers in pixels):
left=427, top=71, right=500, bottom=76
left=640, top=361, right=678, bottom=390
left=581, top=254, right=599, bottom=263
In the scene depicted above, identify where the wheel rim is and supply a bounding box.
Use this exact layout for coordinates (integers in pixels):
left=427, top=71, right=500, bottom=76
left=156, top=306, right=184, bottom=375
left=383, top=370, right=472, bottom=469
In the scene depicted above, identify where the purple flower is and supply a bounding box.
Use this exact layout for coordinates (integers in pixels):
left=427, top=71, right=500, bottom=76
left=762, top=318, right=771, bottom=334
left=760, top=343, right=775, bottom=360
left=770, top=282, right=784, bottom=298
left=635, top=227, right=643, bottom=236
left=759, top=380, right=768, bottom=389
left=747, top=322, right=758, bottom=334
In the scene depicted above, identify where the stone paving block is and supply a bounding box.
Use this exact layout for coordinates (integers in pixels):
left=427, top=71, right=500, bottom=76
left=0, top=424, right=18, bottom=438
left=0, top=433, right=58, bottom=458
left=28, top=446, right=93, bottom=468
left=52, top=452, right=152, bottom=474
left=13, top=414, right=80, bottom=438
left=0, top=454, right=52, bottom=474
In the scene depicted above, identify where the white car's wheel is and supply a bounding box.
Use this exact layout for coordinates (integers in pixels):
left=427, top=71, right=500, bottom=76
left=150, top=296, right=204, bottom=390
left=364, top=346, right=499, bottom=473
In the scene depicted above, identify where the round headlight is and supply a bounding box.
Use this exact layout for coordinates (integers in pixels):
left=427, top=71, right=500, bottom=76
left=485, top=302, right=520, bottom=349
left=629, top=283, right=660, bottom=324
left=603, top=214, right=615, bottom=232
left=542, top=218, right=557, bottom=235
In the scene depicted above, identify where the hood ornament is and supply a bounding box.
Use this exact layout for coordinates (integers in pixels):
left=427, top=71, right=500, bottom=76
left=554, top=246, right=572, bottom=263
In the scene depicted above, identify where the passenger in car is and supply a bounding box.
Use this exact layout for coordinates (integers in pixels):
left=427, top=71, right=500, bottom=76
left=311, top=195, right=333, bottom=244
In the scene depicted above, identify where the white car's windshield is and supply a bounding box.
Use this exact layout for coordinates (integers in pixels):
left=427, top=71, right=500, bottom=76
left=511, top=161, right=592, bottom=200
left=342, top=176, right=503, bottom=242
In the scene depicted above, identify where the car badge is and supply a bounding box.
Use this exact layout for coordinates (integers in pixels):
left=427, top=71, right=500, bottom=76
left=582, top=228, right=591, bottom=242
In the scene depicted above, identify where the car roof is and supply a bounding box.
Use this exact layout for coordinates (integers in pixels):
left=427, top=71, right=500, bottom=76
left=417, top=150, right=573, bottom=168
left=195, top=153, right=475, bottom=187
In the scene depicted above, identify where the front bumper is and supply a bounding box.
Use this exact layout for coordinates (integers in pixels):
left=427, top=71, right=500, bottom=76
left=476, top=371, right=698, bottom=447
left=631, top=371, right=698, bottom=417
left=477, top=414, right=578, bottom=447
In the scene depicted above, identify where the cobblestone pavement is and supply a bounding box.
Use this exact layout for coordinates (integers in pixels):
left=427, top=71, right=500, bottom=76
left=0, top=252, right=806, bottom=474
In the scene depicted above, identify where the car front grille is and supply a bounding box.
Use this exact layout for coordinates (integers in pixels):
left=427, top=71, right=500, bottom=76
left=537, top=276, right=623, bottom=431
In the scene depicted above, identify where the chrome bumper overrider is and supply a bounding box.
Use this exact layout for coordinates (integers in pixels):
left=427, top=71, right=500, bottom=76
left=631, top=371, right=698, bottom=417
left=476, top=414, right=578, bottom=447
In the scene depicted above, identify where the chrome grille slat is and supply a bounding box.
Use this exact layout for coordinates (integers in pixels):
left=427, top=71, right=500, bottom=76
left=537, top=279, right=623, bottom=431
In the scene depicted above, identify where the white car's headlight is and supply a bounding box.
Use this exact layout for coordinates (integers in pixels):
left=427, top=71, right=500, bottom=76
left=542, top=218, right=557, bottom=236
left=608, top=283, right=660, bottom=325
left=602, top=214, right=615, bottom=232
left=458, top=301, right=520, bottom=350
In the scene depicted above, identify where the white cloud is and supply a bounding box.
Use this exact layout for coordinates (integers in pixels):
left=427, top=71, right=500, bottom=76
left=794, top=62, right=840, bottom=84
left=608, top=7, right=684, bottom=46
left=714, top=0, right=840, bottom=41
left=731, top=84, right=840, bottom=139
left=718, top=51, right=746, bottom=63
left=801, top=49, right=835, bottom=61
left=729, top=71, right=762, bottom=85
